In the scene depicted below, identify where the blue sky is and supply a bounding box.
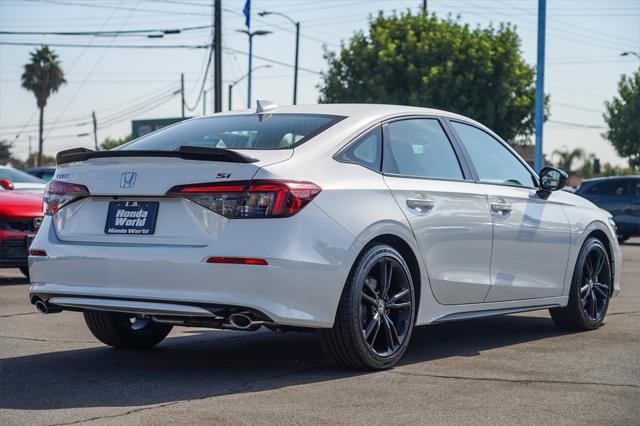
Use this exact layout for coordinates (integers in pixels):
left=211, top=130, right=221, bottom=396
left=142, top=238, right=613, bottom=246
left=1, top=0, right=638, bottom=166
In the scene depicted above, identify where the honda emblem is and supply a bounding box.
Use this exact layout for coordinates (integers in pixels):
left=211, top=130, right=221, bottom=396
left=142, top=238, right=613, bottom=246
left=120, top=172, right=137, bottom=189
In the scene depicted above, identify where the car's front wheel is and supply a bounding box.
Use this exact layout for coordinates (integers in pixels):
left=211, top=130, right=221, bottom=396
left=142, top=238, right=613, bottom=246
left=319, top=244, right=416, bottom=370
left=549, top=237, right=612, bottom=331
left=84, top=311, right=172, bottom=349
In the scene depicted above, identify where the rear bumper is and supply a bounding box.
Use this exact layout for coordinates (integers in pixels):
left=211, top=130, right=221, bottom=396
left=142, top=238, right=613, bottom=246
left=28, top=204, right=360, bottom=328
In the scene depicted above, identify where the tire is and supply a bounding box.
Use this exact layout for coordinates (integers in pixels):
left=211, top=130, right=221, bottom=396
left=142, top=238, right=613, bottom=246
left=319, top=244, right=416, bottom=370
left=19, top=266, right=30, bottom=279
left=84, top=311, right=172, bottom=349
left=549, top=237, right=612, bottom=331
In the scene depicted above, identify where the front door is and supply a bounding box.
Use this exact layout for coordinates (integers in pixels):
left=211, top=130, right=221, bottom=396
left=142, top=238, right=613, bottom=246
left=382, top=118, right=493, bottom=305
left=449, top=121, right=571, bottom=302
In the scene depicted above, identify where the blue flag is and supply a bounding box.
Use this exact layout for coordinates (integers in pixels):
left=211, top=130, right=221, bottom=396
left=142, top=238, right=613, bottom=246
left=243, top=0, right=250, bottom=28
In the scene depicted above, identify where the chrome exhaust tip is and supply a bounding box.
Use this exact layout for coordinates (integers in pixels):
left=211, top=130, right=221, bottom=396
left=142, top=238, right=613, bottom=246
left=228, top=313, right=254, bottom=330
left=35, top=300, right=48, bottom=314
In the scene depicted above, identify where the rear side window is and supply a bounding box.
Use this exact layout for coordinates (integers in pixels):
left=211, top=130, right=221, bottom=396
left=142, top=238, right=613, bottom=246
left=0, top=168, right=44, bottom=183
left=587, top=180, right=630, bottom=196
left=451, top=121, right=536, bottom=188
left=383, top=119, right=463, bottom=180
left=342, top=127, right=382, bottom=170
left=121, top=114, right=344, bottom=151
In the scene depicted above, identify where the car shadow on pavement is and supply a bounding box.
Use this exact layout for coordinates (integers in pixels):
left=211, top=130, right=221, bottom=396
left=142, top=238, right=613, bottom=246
left=0, top=315, right=572, bottom=410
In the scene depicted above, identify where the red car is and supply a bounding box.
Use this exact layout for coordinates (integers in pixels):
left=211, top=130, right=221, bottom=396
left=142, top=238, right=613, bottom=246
left=0, top=188, right=44, bottom=277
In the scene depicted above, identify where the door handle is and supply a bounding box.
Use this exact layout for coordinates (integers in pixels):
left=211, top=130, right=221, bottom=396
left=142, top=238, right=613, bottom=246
left=490, top=202, right=512, bottom=215
left=406, top=198, right=435, bottom=212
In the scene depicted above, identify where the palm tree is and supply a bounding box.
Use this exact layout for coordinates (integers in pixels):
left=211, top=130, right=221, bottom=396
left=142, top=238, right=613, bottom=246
left=552, top=146, right=585, bottom=175
left=21, top=46, right=66, bottom=166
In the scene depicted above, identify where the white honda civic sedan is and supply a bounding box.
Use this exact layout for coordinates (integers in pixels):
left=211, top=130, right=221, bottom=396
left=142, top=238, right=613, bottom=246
left=28, top=102, right=621, bottom=369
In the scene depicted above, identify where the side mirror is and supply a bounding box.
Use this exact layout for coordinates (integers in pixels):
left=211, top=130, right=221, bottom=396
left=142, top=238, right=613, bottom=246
left=537, top=167, right=568, bottom=197
left=0, top=179, right=14, bottom=190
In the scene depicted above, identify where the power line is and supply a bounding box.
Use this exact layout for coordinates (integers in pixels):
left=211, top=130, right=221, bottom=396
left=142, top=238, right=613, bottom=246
left=553, top=102, right=604, bottom=114
left=223, top=47, right=322, bottom=75
left=44, top=0, right=137, bottom=140
left=547, top=120, right=605, bottom=129
left=183, top=40, right=215, bottom=111
left=23, top=0, right=207, bottom=17
left=0, top=24, right=213, bottom=37
left=0, top=41, right=210, bottom=49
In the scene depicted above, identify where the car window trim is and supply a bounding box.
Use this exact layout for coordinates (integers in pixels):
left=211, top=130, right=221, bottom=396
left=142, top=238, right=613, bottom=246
left=445, top=118, right=540, bottom=190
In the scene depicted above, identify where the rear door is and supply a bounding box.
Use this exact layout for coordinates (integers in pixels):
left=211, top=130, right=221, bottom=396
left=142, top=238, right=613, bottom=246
left=382, top=117, right=494, bottom=305
left=449, top=120, right=571, bottom=302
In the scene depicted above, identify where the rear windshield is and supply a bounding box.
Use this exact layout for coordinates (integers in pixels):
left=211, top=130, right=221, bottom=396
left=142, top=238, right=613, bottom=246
left=121, top=114, right=344, bottom=151
left=0, top=168, right=45, bottom=183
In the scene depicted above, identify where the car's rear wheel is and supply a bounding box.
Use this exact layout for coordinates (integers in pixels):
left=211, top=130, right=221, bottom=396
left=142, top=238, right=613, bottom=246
left=549, top=237, right=612, bottom=331
left=84, top=311, right=172, bottom=349
left=319, top=244, right=416, bottom=370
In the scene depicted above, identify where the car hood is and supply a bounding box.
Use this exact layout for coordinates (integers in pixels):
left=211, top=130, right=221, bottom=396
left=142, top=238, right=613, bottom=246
left=0, top=190, right=44, bottom=219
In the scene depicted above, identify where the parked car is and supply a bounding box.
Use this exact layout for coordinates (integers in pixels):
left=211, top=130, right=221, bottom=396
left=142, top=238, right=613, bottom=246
left=25, top=167, right=56, bottom=182
left=0, top=189, right=44, bottom=278
left=575, top=176, right=640, bottom=243
left=0, top=166, right=46, bottom=193
left=28, top=103, right=621, bottom=370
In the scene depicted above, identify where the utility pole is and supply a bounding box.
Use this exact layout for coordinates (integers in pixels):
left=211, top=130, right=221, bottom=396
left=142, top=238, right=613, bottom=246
left=214, top=0, right=222, bottom=112
left=180, top=73, right=185, bottom=118
left=228, top=84, right=233, bottom=111
left=92, top=111, right=98, bottom=151
left=203, top=90, right=207, bottom=116
left=534, top=0, right=546, bottom=172
left=28, top=136, right=32, bottom=165
left=293, top=22, right=300, bottom=104
left=422, top=0, right=427, bottom=14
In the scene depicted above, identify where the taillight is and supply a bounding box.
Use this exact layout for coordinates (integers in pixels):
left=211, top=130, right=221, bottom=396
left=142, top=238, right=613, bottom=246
left=44, top=180, right=90, bottom=216
left=167, top=180, right=321, bottom=218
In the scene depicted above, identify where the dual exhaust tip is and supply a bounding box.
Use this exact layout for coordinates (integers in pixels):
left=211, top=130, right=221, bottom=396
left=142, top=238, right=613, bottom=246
left=34, top=299, right=262, bottom=331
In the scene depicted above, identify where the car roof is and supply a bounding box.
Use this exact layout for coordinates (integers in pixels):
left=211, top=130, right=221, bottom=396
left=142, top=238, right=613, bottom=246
left=205, top=103, right=485, bottom=128
left=581, top=176, right=640, bottom=184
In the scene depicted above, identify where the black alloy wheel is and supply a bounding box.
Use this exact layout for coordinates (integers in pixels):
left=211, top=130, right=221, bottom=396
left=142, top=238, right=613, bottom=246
left=550, top=237, right=612, bottom=331
left=319, top=244, right=416, bottom=370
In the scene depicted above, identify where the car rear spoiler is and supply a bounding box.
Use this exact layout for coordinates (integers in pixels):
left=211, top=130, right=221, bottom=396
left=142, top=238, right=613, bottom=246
left=56, top=146, right=259, bottom=165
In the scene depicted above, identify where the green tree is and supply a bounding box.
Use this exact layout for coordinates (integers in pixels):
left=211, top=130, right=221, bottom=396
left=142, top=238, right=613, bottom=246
left=100, top=135, right=132, bottom=151
left=552, top=146, right=585, bottom=176
left=603, top=69, right=640, bottom=169
left=21, top=46, right=66, bottom=167
left=0, top=140, right=25, bottom=169
left=319, top=11, right=545, bottom=142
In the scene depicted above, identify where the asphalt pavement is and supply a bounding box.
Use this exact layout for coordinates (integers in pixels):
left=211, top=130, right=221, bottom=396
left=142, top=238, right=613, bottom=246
left=1, top=240, right=639, bottom=425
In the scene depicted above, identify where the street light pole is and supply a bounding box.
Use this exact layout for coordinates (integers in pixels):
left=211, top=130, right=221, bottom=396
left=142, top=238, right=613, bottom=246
left=293, top=22, right=299, bottom=105
left=237, top=29, right=272, bottom=108
left=534, top=0, right=546, bottom=173
left=621, top=51, right=640, bottom=60
left=228, top=64, right=273, bottom=111
left=259, top=11, right=300, bottom=104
